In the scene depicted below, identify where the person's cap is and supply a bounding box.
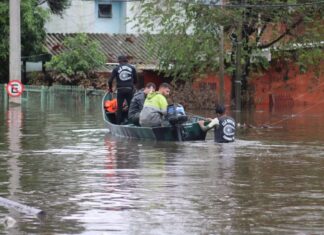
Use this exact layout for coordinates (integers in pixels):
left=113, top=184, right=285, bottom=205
left=215, top=104, right=225, bottom=114
left=117, top=55, right=128, bottom=63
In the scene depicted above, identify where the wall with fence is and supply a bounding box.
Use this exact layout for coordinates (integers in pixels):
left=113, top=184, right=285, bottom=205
left=1, top=84, right=106, bottom=111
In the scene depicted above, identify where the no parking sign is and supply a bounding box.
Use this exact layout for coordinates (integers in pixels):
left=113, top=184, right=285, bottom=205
left=6, top=80, right=24, bottom=97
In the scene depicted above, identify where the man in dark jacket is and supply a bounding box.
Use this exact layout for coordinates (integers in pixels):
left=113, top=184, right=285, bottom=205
left=108, top=55, right=137, bottom=124
left=128, top=82, right=156, bottom=125
left=198, top=104, right=236, bottom=143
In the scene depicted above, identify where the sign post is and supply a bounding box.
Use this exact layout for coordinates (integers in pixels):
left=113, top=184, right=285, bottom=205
left=9, top=0, right=22, bottom=104
left=6, top=80, right=25, bottom=98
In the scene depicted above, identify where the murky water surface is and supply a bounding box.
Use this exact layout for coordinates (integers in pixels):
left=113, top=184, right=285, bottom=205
left=1, top=91, right=324, bottom=234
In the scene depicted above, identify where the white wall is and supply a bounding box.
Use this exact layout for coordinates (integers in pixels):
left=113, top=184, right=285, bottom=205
left=125, top=2, right=140, bottom=34
left=45, top=1, right=95, bottom=33
left=45, top=0, right=126, bottom=34
left=125, top=2, right=163, bottom=34
left=26, top=62, right=43, bottom=72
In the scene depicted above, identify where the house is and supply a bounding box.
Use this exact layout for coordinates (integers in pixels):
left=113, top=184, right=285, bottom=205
left=26, top=0, right=141, bottom=73
left=44, top=0, right=139, bottom=34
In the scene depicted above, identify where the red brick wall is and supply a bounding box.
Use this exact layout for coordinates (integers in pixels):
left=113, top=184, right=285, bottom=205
left=136, top=60, right=324, bottom=110
left=142, top=70, right=173, bottom=89
left=192, top=74, right=232, bottom=106
left=250, top=61, right=324, bottom=108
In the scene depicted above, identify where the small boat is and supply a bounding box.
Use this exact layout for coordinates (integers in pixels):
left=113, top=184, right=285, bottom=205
left=102, top=92, right=207, bottom=141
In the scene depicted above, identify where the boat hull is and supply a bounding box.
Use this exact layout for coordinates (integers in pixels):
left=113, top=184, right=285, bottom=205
left=102, top=92, right=206, bottom=141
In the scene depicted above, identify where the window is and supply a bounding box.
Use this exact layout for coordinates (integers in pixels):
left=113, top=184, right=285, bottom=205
left=98, top=4, right=112, bottom=18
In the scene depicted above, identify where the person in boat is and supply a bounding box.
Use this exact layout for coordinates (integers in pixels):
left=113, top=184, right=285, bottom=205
left=108, top=55, right=137, bottom=124
left=198, top=104, right=236, bottom=143
left=128, top=82, right=156, bottom=125
left=139, top=83, right=171, bottom=127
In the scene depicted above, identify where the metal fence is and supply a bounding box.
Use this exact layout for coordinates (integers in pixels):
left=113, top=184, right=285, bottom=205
left=1, top=84, right=105, bottom=95
left=1, top=84, right=105, bottom=111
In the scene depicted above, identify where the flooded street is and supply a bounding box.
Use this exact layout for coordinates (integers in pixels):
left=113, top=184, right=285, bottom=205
left=1, top=90, right=324, bottom=234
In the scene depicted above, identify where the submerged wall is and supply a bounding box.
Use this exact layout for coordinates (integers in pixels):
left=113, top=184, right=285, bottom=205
left=250, top=61, right=324, bottom=109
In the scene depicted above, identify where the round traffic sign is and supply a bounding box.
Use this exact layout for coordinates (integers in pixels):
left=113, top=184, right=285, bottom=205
left=6, top=80, right=25, bottom=97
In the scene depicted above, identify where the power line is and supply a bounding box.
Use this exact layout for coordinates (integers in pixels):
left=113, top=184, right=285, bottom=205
left=193, top=0, right=324, bottom=8
left=113, top=0, right=324, bottom=8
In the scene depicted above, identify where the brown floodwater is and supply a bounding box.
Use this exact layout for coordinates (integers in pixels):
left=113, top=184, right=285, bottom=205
left=0, top=90, right=324, bottom=234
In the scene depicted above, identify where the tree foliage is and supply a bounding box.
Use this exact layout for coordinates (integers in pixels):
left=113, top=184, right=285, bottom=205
left=46, top=34, right=106, bottom=83
left=133, top=0, right=324, bottom=84
left=0, top=0, right=69, bottom=83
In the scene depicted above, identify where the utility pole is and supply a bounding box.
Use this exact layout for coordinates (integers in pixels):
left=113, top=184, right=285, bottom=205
left=219, top=25, right=225, bottom=105
left=9, top=0, right=22, bottom=104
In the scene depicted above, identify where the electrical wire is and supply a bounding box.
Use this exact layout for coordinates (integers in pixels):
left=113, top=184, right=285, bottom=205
left=112, top=0, right=324, bottom=8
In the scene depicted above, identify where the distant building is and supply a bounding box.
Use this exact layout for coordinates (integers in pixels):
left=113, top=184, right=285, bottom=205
left=26, top=0, right=140, bottom=73
left=44, top=0, right=140, bottom=34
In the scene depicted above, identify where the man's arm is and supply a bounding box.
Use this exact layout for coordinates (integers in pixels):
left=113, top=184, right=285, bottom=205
left=198, top=118, right=219, bottom=132
left=159, top=96, right=168, bottom=115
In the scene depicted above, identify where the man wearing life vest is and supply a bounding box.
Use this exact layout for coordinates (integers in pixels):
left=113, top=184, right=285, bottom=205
left=198, top=104, right=236, bottom=143
left=108, top=55, right=137, bottom=124
left=139, top=83, right=171, bottom=127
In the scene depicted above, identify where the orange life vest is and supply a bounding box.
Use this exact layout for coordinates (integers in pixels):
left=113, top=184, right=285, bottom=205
left=104, top=99, right=117, bottom=113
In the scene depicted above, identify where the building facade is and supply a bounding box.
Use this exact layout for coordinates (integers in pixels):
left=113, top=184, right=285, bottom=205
left=45, top=0, right=140, bottom=34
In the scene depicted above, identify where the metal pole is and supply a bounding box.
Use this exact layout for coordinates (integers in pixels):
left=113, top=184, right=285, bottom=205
left=235, top=40, right=242, bottom=112
left=41, top=86, right=45, bottom=112
left=219, top=25, right=225, bottom=105
left=3, top=85, right=8, bottom=109
left=9, top=0, right=21, bottom=104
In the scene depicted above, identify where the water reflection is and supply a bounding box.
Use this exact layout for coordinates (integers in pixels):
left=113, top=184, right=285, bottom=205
left=7, top=104, right=22, bottom=196
left=105, top=139, right=117, bottom=178
left=5, top=104, right=22, bottom=232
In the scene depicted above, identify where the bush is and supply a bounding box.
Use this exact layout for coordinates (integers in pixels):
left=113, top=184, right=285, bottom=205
left=46, top=34, right=106, bottom=85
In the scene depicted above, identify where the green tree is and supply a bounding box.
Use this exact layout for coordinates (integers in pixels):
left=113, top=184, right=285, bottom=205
left=133, top=0, right=323, bottom=102
left=37, top=0, right=70, bottom=15
left=45, top=34, right=106, bottom=84
left=0, top=0, right=69, bottom=83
